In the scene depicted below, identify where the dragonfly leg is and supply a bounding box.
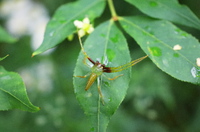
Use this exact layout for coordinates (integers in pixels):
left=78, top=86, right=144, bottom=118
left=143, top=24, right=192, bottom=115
left=74, top=72, right=90, bottom=78
left=82, top=56, right=91, bottom=68
left=97, top=77, right=105, bottom=105
left=107, top=74, right=124, bottom=80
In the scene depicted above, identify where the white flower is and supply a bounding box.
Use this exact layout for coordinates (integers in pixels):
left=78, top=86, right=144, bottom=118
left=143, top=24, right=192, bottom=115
left=74, top=17, right=94, bottom=37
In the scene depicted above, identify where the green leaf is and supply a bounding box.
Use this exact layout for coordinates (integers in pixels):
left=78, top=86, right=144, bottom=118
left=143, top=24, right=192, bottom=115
left=73, top=20, right=131, bottom=131
left=119, top=16, right=200, bottom=84
left=32, top=0, right=106, bottom=56
left=0, top=66, right=40, bottom=112
left=125, top=0, right=200, bottom=30
left=0, top=26, right=17, bottom=43
left=0, top=55, right=9, bottom=61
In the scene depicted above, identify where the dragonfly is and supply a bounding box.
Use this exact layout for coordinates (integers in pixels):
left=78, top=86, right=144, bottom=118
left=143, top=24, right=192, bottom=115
left=74, top=35, right=148, bottom=105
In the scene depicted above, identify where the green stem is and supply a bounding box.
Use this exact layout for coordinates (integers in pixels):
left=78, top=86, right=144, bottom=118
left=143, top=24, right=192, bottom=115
left=108, top=0, right=117, bottom=19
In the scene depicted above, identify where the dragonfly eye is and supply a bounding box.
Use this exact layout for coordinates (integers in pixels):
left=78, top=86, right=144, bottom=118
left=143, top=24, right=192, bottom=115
left=102, top=64, right=106, bottom=67
left=97, top=63, right=102, bottom=68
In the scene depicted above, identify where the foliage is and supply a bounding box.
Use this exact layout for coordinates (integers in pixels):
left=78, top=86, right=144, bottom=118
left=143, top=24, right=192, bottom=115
left=0, top=26, right=39, bottom=112
left=0, top=0, right=200, bottom=132
left=0, top=66, right=40, bottom=112
left=32, top=0, right=105, bottom=56
left=0, top=26, right=17, bottom=43
left=32, top=0, right=200, bottom=131
left=74, top=20, right=131, bottom=131
left=119, top=16, right=200, bottom=83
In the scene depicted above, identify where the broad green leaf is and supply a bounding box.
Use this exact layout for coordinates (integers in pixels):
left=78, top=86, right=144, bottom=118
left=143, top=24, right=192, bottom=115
left=119, top=16, right=200, bottom=84
left=73, top=20, right=131, bottom=131
left=0, top=26, right=16, bottom=43
left=32, top=0, right=106, bottom=56
left=0, top=55, right=9, bottom=61
left=0, top=66, right=40, bottom=112
left=125, top=0, right=200, bottom=30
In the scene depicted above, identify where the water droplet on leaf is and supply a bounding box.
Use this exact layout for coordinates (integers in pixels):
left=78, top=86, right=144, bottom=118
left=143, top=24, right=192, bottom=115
left=143, top=26, right=154, bottom=35
left=108, top=98, right=112, bottom=102
left=50, top=31, right=54, bottom=37
left=191, top=67, right=200, bottom=78
left=85, top=92, right=92, bottom=98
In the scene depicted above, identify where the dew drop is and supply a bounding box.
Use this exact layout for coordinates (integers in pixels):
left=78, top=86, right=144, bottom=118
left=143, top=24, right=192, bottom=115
left=174, top=28, right=188, bottom=38
left=85, top=92, right=92, bottom=98
left=144, top=26, right=154, bottom=35
left=108, top=98, right=112, bottom=102
left=191, top=67, right=200, bottom=78
left=49, top=31, right=54, bottom=37
left=162, top=58, right=169, bottom=67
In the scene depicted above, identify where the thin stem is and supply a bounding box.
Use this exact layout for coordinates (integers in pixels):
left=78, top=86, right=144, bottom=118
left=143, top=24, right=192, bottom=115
left=107, top=0, right=118, bottom=20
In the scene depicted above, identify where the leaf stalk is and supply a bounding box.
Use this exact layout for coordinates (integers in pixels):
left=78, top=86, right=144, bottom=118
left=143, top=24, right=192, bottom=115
left=107, top=0, right=118, bottom=21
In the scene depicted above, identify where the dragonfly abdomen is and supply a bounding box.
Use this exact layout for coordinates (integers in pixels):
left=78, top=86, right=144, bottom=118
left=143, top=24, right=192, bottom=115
left=85, top=73, right=98, bottom=91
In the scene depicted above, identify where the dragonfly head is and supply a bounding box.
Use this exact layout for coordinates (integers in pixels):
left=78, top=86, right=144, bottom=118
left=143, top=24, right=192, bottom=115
left=91, top=61, right=104, bottom=75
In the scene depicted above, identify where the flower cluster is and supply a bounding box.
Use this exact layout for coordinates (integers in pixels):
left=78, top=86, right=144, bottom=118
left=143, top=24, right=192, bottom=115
left=74, top=17, right=94, bottom=37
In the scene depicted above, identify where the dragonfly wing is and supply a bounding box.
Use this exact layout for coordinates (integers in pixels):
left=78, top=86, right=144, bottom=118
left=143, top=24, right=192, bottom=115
left=103, top=55, right=148, bottom=73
